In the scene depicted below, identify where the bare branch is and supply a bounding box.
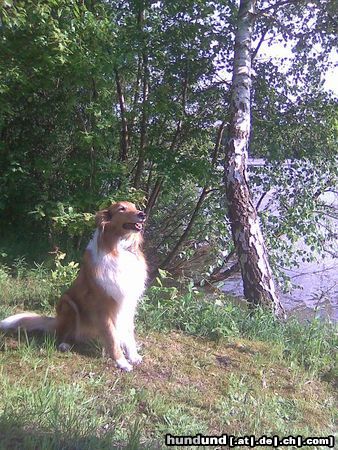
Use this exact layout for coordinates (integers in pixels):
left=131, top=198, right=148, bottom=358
left=209, top=261, right=240, bottom=282
left=159, top=187, right=209, bottom=270
left=252, top=28, right=269, bottom=60
left=256, top=191, right=268, bottom=211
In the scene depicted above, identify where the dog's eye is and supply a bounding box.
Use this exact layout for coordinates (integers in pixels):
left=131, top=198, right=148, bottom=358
left=118, top=206, right=126, bottom=212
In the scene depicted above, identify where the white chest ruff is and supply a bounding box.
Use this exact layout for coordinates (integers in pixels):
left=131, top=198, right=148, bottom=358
left=87, top=231, right=147, bottom=305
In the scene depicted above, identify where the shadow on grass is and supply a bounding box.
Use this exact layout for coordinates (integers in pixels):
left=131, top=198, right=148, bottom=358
left=0, top=421, right=118, bottom=450
left=0, top=329, right=103, bottom=359
left=0, top=420, right=153, bottom=450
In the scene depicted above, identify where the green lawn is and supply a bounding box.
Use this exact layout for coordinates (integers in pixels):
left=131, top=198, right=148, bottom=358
left=0, top=263, right=336, bottom=449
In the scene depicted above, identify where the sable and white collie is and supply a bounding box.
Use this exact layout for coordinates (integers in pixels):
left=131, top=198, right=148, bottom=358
left=0, top=201, right=147, bottom=372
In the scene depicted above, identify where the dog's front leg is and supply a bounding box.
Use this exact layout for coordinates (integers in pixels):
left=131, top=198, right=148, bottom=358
left=122, top=327, right=142, bottom=365
left=116, top=308, right=142, bottom=365
left=101, top=318, right=133, bottom=372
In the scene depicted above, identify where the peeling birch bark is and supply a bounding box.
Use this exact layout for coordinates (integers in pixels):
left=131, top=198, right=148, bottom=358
left=224, top=0, right=285, bottom=318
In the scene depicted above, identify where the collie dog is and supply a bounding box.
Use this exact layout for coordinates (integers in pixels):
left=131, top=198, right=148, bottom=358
left=0, top=201, right=147, bottom=372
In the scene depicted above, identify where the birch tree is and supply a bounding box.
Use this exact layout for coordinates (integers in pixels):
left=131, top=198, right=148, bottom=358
left=224, top=0, right=285, bottom=317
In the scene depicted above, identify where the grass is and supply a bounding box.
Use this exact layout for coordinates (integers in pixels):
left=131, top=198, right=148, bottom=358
left=0, top=261, right=337, bottom=449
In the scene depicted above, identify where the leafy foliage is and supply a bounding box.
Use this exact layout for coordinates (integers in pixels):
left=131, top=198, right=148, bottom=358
left=50, top=250, right=79, bottom=295
left=0, top=0, right=336, bottom=293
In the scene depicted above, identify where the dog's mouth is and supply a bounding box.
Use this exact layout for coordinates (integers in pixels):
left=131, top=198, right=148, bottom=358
left=122, top=222, right=144, bottom=232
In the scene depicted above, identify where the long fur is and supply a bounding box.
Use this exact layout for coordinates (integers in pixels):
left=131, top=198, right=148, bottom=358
left=0, top=201, right=147, bottom=372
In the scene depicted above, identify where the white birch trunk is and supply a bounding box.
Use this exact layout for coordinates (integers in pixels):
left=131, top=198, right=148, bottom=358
left=225, top=0, right=285, bottom=318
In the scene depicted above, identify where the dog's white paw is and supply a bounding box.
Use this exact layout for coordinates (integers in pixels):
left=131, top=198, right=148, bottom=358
left=116, top=357, right=133, bottom=372
left=128, top=353, right=143, bottom=365
left=58, top=342, right=71, bottom=352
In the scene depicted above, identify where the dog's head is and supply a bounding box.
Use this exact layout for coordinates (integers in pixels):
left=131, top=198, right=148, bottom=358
left=95, top=201, right=146, bottom=236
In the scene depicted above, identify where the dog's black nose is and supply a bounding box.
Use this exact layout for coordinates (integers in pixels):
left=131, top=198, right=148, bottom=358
left=138, top=211, right=146, bottom=220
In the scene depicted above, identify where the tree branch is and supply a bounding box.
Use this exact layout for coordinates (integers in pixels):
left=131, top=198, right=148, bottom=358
left=252, top=28, right=269, bottom=60
left=115, top=69, right=130, bottom=162
left=158, top=186, right=209, bottom=270
left=209, top=261, right=240, bottom=282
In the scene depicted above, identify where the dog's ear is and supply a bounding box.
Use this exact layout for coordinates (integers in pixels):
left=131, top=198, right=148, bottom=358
left=95, top=209, right=112, bottom=228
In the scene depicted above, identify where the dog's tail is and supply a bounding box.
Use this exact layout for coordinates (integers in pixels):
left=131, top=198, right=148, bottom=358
left=0, top=312, right=56, bottom=333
